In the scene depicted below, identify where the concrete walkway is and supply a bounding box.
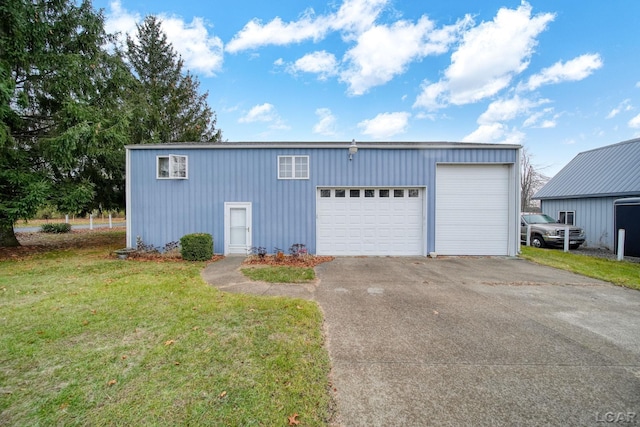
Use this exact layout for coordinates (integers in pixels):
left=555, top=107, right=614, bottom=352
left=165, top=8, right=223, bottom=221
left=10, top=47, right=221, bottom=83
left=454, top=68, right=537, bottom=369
left=202, top=256, right=640, bottom=426
left=201, top=256, right=318, bottom=300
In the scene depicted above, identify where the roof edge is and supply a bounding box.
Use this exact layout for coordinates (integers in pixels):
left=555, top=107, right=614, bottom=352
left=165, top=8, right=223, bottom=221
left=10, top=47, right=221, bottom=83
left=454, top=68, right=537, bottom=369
left=535, top=191, right=640, bottom=200
left=125, top=141, right=521, bottom=150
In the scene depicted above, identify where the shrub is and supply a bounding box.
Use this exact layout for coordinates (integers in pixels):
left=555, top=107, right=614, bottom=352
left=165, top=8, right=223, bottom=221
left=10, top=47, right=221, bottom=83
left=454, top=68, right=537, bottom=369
left=180, top=233, right=213, bottom=261
left=41, top=223, right=72, bottom=234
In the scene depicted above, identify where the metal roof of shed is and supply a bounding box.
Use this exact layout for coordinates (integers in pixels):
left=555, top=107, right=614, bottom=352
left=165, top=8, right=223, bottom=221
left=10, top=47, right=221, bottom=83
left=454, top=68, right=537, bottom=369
left=125, top=141, right=521, bottom=150
left=534, top=138, right=640, bottom=200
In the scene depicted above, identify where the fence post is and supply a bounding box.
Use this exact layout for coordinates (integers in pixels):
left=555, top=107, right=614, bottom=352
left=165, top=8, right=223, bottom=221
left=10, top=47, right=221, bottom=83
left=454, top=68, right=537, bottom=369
left=109, top=213, right=113, bottom=229
left=89, top=214, right=93, bottom=230
left=526, top=225, right=531, bottom=246
left=563, top=226, right=570, bottom=252
left=617, top=229, right=625, bottom=261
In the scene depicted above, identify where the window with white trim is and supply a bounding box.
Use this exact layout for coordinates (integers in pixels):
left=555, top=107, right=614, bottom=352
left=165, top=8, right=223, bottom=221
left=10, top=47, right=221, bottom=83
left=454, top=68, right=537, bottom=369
left=157, top=155, right=188, bottom=179
left=278, top=155, right=309, bottom=179
left=558, top=211, right=575, bottom=225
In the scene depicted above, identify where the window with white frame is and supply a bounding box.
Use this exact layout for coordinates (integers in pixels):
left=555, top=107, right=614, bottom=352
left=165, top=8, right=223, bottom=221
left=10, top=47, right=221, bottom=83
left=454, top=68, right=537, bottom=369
left=157, top=155, right=188, bottom=179
left=278, top=155, right=309, bottom=179
left=558, top=211, right=575, bottom=225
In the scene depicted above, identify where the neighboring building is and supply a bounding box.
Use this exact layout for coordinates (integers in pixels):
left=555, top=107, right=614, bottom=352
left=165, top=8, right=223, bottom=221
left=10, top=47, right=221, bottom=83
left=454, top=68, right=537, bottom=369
left=126, top=141, right=521, bottom=256
left=534, top=138, right=640, bottom=250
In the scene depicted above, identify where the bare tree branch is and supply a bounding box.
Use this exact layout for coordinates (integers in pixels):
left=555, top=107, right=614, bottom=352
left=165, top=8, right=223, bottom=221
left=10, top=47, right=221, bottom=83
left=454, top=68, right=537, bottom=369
left=521, top=147, right=549, bottom=211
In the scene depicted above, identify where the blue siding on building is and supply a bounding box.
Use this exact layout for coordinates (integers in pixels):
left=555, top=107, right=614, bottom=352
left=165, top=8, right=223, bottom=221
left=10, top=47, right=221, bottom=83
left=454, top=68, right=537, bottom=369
left=541, top=197, right=625, bottom=250
left=127, top=144, right=518, bottom=254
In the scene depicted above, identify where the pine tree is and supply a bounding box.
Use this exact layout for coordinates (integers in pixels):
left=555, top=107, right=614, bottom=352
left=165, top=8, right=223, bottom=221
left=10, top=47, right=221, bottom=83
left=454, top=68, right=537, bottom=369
left=0, top=0, right=133, bottom=246
left=126, top=16, right=222, bottom=144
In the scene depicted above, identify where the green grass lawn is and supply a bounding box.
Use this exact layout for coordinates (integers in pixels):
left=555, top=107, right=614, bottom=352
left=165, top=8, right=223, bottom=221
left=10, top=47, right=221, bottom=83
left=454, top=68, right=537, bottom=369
left=241, top=266, right=316, bottom=283
left=520, top=246, right=640, bottom=290
left=0, top=231, right=332, bottom=426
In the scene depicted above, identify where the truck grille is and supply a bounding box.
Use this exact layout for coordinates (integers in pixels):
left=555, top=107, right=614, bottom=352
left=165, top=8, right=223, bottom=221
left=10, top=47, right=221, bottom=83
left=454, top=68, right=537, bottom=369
left=558, top=229, right=581, bottom=238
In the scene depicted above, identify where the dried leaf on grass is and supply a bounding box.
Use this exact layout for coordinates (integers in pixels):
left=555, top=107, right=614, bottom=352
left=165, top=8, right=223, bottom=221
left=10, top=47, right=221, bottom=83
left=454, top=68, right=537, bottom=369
left=288, top=413, right=300, bottom=425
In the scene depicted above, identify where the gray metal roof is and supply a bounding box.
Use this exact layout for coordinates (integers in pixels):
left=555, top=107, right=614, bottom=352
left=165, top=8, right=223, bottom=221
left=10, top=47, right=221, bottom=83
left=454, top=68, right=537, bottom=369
left=534, top=138, right=640, bottom=200
left=126, top=141, right=521, bottom=150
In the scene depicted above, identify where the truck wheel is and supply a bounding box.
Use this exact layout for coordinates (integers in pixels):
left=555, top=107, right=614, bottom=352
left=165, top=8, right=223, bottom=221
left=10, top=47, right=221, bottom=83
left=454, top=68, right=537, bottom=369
left=531, top=235, right=545, bottom=248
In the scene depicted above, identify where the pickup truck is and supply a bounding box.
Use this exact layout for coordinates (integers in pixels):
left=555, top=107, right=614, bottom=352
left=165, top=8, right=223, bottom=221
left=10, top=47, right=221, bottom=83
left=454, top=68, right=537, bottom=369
left=521, top=213, right=586, bottom=249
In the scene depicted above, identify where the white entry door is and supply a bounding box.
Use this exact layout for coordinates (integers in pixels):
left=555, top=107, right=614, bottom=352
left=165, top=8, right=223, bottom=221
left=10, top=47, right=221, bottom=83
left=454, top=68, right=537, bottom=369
left=224, top=202, right=252, bottom=255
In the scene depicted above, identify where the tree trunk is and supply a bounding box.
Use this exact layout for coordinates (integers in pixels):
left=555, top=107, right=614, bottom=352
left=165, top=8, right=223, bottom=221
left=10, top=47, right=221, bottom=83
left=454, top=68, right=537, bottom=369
left=0, top=220, right=20, bottom=247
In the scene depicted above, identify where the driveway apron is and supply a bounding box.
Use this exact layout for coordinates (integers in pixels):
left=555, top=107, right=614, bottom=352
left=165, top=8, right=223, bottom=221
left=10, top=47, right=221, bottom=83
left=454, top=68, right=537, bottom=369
left=314, top=257, right=640, bottom=426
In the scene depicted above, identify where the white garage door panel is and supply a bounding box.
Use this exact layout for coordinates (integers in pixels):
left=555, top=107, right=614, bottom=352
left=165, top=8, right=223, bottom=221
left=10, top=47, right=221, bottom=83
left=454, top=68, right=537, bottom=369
left=317, top=188, right=425, bottom=256
left=436, top=165, right=510, bottom=255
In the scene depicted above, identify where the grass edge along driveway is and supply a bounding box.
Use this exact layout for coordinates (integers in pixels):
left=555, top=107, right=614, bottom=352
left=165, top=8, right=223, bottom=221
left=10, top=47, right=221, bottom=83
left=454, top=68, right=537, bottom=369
left=520, top=246, right=640, bottom=290
left=0, top=231, right=333, bottom=426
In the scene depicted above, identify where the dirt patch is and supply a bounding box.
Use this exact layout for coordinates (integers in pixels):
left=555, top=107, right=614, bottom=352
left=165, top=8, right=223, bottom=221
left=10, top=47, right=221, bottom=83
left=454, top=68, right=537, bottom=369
left=0, top=229, right=125, bottom=260
left=243, top=255, right=334, bottom=268
left=0, top=229, right=224, bottom=263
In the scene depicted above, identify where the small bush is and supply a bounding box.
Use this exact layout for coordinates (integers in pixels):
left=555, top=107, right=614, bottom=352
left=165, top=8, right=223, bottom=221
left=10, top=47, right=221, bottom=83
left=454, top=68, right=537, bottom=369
left=41, top=223, right=72, bottom=234
left=180, top=233, right=213, bottom=261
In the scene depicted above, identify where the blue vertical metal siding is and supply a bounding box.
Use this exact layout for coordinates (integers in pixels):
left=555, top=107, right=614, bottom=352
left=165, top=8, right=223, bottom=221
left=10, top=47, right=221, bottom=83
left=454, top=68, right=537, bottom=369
left=541, top=197, right=617, bottom=250
left=127, top=145, right=518, bottom=254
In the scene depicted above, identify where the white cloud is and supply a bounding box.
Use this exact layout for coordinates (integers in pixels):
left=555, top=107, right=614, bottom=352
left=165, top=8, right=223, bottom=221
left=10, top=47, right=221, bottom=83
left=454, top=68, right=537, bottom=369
left=463, top=123, right=505, bottom=143
left=357, top=112, right=410, bottom=139
left=522, top=53, right=603, bottom=91
left=341, top=16, right=471, bottom=95
left=238, top=103, right=278, bottom=123
left=226, top=12, right=328, bottom=53
left=290, top=51, right=338, bottom=80
left=606, top=99, right=632, bottom=119
left=477, top=95, right=544, bottom=125
left=313, top=108, right=338, bottom=135
left=226, top=0, right=388, bottom=53
left=160, top=17, right=224, bottom=76
left=104, top=0, right=140, bottom=38
left=238, top=103, right=290, bottom=130
left=331, top=0, right=389, bottom=41
left=414, top=1, right=554, bottom=110
left=227, top=0, right=471, bottom=95
left=629, top=113, right=640, bottom=128
left=104, top=1, right=223, bottom=76
left=463, top=124, right=525, bottom=144
left=523, top=107, right=555, bottom=128
left=636, top=81, right=640, bottom=89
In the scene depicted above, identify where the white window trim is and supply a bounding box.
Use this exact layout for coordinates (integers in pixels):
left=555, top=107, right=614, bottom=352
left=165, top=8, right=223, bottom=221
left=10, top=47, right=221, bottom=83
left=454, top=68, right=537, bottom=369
left=157, top=154, right=188, bottom=179
left=278, top=155, right=309, bottom=180
left=558, top=210, right=575, bottom=225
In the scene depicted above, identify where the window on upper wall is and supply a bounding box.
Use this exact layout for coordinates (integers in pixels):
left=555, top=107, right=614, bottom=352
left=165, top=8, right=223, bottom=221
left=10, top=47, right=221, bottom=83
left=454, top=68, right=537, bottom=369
left=157, top=155, right=188, bottom=179
left=278, top=155, right=309, bottom=179
left=558, top=211, right=575, bottom=225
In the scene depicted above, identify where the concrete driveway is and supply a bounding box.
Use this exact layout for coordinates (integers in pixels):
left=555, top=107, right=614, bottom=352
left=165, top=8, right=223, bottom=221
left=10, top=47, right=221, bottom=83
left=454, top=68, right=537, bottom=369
left=203, top=256, right=640, bottom=426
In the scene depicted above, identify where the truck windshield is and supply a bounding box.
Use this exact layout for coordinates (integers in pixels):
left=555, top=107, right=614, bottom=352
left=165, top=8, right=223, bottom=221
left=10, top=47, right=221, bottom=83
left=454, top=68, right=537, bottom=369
left=523, top=214, right=556, bottom=224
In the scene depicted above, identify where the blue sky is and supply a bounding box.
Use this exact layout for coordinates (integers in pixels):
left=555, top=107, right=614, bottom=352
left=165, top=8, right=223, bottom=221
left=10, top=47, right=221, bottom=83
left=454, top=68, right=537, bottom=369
left=94, top=0, right=640, bottom=176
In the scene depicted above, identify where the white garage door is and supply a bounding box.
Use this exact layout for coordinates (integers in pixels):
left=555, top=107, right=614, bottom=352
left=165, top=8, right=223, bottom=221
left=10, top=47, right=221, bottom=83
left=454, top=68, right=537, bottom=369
left=436, top=165, right=510, bottom=255
left=317, top=188, right=425, bottom=256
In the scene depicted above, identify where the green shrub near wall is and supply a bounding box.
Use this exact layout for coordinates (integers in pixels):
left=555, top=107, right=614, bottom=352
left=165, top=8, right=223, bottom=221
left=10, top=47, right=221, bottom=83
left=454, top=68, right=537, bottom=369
left=180, top=233, right=213, bottom=261
left=41, top=223, right=72, bottom=233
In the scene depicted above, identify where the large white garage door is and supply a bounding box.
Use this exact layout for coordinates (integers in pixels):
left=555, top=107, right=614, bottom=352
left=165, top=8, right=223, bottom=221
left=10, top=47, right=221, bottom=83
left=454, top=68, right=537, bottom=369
left=436, top=165, right=510, bottom=255
left=317, top=188, right=425, bottom=256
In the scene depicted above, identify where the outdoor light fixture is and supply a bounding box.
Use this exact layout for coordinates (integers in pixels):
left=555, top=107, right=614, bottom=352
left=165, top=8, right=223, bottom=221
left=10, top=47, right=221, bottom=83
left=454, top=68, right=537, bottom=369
left=349, top=139, right=358, bottom=161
